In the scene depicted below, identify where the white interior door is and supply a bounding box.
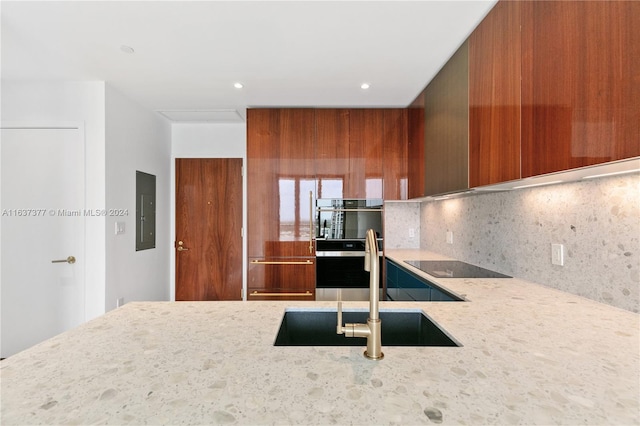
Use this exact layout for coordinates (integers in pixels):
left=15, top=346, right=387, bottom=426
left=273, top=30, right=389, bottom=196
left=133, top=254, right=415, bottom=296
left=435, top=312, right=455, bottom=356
left=1, top=127, right=85, bottom=358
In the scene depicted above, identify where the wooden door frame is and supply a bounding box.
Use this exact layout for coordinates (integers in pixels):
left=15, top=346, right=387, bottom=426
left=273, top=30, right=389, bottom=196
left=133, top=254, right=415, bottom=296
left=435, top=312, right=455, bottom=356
left=170, top=156, right=247, bottom=301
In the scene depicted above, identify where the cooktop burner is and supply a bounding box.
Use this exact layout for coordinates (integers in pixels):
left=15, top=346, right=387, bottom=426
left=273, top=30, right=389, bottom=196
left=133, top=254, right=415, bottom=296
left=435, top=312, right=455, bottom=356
left=404, top=260, right=511, bottom=279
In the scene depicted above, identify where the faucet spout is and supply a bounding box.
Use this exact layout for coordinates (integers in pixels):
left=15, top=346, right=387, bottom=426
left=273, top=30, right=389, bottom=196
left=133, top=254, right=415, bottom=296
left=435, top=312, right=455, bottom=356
left=336, top=228, right=383, bottom=360
left=364, top=228, right=383, bottom=359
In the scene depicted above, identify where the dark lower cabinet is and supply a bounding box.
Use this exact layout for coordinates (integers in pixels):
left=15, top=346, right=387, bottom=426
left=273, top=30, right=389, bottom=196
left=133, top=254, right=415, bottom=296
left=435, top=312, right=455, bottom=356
left=386, top=260, right=461, bottom=302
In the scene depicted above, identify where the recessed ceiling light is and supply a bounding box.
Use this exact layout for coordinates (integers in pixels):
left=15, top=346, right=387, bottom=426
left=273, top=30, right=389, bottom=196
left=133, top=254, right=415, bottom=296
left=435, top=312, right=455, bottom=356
left=120, top=45, right=135, bottom=54
left=360, top=83, right=370, bottom=90
left=234, top=82, right=244, bottom=89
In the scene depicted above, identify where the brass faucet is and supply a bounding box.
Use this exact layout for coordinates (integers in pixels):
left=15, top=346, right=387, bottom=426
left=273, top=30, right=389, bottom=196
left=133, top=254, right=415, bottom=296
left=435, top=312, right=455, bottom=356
left=336, top=228, right=383, bottom=360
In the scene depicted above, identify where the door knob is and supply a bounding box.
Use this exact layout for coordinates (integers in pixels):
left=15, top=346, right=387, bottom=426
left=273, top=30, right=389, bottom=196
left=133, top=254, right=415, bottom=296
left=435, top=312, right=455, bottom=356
left=52, top=256, right=76, bottom=264
left=177, top=241, right=189, bottom=251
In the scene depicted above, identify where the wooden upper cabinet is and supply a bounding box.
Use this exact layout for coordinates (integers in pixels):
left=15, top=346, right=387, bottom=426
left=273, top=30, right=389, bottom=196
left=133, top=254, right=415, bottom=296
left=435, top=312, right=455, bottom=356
left=407, top=101, right=425, bottom=199
left=348, top=109, right=384, bottom=199
left=468, top=0, right=522, bottom=187
left=521, top=0, right=640, bottom=177
left=383, top=109, right=408, bottom=200
left=316, top=109, right=349, bottom=199
left=424, top=41, right=469, bottom=196
left=247, top=109, right=316, bottom=258
left=315, top=108, right=407, bottom=200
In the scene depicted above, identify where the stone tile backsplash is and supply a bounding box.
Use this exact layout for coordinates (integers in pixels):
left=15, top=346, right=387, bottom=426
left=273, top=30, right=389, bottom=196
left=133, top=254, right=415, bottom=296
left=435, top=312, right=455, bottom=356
left=387, top=173, right=639, bottom=312
left=383, top=201, right=420, bottom=249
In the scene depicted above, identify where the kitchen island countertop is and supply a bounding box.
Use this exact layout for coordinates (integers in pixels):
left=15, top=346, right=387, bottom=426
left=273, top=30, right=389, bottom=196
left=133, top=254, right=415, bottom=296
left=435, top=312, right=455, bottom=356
left=1, top=250, right=638, bottom=425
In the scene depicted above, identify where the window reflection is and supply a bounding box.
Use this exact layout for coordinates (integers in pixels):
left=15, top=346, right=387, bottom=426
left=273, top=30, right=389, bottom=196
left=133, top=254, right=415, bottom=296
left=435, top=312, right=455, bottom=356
left=278, top=177, right=315, bottom=241
left=366, top=178, right=383, bottom=199
left=317, top=178, right=343, bottom=199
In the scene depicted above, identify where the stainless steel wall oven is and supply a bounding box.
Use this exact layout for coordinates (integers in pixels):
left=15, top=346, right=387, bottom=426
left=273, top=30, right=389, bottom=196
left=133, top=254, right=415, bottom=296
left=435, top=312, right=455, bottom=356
left=315, top=199, right=383, bottom=301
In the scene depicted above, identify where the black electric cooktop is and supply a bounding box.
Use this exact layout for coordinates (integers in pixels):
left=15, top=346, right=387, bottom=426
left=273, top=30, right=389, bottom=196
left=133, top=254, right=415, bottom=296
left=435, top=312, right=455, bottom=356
left=405, top=260, right=511, bottom=279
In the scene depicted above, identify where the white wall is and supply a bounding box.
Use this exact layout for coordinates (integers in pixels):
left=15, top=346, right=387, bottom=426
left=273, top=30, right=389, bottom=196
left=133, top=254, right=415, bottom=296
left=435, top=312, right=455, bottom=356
left=105, top=85, right=172, bottom=311
left=1, top=81, right=107, bottom=321
left=170, top=123, right=247, bottom=300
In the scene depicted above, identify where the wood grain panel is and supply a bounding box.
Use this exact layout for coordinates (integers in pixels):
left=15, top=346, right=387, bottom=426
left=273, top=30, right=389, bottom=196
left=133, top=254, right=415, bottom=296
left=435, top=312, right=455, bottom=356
left=247, top=258, right=315, bottom=299
left=247, top=109, right=316, bottom=258
left=521, top=0, right=640, bottom=177
left=383, top=109, right=408, bottom=200
left=348, top=109, right=384, bottom=199
left=469, top=0, right=521, bottom=187
left=316, top=109, right=349, bottom=199
left=407, top=101, right=425, bottom=198
left=247, top=109, right=279, bottom=258
left=246, top=109, right=317, bottom=300
left=175, top=158, right=243, bottom=301
left=423, top=41, right=469, bottom=196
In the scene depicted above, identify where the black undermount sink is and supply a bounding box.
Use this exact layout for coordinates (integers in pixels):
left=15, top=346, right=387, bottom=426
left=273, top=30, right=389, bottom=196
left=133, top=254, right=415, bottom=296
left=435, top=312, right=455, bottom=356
left=274, top=309, right=460, bottom=347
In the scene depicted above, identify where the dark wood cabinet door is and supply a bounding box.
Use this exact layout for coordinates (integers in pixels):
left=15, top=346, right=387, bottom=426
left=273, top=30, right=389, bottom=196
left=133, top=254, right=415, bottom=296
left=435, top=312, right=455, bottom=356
left=423, top=41, right=469, bottom=196
left=247, top=108, right=316, bottom=259
left=407, top=103, right=425, bottom=199
left=247, top=258, right=315, bottom=300
left=521, top=0, right=640, bottom=177
left=469, top=0, right=522, bottom=187
left=383, top=109, right=408, bottom=200
left=348, top=109, right=384, bottom=199
left=316, top=109, right=350, bottom=199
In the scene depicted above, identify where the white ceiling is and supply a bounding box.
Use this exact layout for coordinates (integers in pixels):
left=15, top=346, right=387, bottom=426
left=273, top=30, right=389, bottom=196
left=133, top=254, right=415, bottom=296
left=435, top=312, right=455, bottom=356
left=1, top=0, right=496, bottom=122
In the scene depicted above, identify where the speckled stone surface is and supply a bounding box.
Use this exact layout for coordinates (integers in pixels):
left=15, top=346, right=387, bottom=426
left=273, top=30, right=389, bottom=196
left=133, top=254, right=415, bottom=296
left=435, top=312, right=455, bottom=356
left=384, top=201, right=421, bottom=249
left=415, top=173, right=639, bottom=312
left=2, top=253, right=638, bottom=425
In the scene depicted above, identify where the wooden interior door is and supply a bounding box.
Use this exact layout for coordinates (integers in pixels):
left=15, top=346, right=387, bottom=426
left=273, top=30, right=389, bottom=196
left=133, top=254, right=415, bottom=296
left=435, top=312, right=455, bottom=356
left=175, top=158, right=243, bottom=301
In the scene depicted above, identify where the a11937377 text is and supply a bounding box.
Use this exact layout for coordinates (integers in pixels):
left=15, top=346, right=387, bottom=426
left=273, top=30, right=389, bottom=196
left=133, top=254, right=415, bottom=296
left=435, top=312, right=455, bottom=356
left=2, top=209, right=129, bottom=217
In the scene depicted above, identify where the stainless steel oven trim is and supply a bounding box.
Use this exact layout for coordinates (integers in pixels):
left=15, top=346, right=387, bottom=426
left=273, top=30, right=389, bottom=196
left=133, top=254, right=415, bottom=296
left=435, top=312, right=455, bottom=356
left=316, top=208, right=383, bottom=212
left=316, top=251, right=384, bottom=257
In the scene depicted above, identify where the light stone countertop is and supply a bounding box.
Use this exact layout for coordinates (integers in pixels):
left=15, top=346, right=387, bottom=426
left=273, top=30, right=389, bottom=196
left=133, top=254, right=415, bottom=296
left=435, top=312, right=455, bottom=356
left=1, top=250, right=638, bottom=425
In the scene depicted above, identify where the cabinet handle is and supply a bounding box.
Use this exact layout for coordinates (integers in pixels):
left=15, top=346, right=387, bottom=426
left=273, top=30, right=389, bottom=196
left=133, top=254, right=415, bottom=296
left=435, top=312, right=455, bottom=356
left=250, top=260, right=313, bottom=265
left=249, top=290, right=313, bottom=297
left=309, top=190, right=314, bottom=255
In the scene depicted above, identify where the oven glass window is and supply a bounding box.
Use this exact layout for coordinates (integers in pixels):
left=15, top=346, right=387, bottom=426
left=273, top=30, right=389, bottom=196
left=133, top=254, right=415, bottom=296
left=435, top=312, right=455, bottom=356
left=316, top=199, right=382, bottom=240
